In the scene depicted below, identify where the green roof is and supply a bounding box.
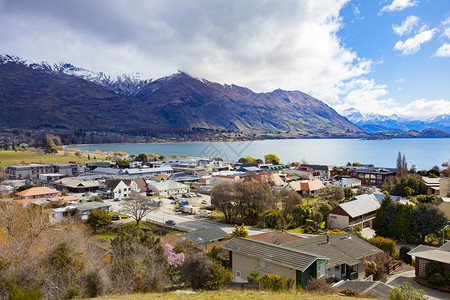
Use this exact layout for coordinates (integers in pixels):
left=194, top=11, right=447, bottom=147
left=181, top=227, right=227, bottom=246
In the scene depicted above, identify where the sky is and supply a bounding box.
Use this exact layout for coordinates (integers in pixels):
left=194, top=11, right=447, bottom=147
left=1, top=0, right=449, bottom=120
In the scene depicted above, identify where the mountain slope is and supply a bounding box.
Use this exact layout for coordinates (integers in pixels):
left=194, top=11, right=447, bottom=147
left=0, top=55, right=364, bottom=136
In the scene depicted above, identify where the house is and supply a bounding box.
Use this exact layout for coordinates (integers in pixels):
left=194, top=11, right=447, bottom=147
left=53, top=177, right=101, bottom=193
left=244, top=172, right=284, bottom=187
left=422, top=177, right=441, bottom=195
left=146, top=180, right=189, bottom=196
left=353, top=167, right=396, bottom=187
left=440, top=178, right=449, bottom=197
left=104, top=179, right=142, bottom=200
left=285, top=167, right=321, bottom=181
left=180, top=227, right=227, bottom=249
left=86, top=161, right=115, bottom=171
left=301, top=164, right=333, bottom=179
left=288, top=180, right=325, bottom=197
left=334, top=178, right=361, bottom=188
left=284, top=233, right=383, bottom=281
left=92, top=167, right=121, bottom=176
left=210, top=175, right=242, bottom=186
left=73, top=201, right=111, bottom=221
left=250, top=231, right=303, bottom=245
left=122, top=166, right=173, bottom=178
left=259, top=164, right=287, bottom=172
left=327, top=194, right=381, bottom=230
left=14, top=186, right=79, bottom=205
left=222, top=237, right=328, bottom=287
left=408, top=241, right=450, bottom=277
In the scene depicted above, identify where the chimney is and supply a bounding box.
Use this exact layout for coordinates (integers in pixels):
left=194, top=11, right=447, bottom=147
left=326, top=233, right=330, bottom=244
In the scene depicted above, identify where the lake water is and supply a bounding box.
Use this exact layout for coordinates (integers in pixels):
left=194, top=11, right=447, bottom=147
left=71, top=138, right=450, bottom=170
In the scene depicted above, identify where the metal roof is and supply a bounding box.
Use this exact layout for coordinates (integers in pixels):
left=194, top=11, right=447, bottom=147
left=284, top=234, right=383, bottom=268
left=336, top=194, right=381, bottom=218
left=222, top=237, right=326, bottom=271
left=181, top=227, right=227, bottom=246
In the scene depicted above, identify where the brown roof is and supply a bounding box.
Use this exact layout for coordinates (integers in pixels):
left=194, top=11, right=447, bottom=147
left=13, top=195, right=79, bottom=204
left=133, top=178, right=147, bottom=189
left=16, top=187, right=60, bottom=197
left=160, top=235, right=182, bottom=247
left=250, top=231, right=303, bottom=244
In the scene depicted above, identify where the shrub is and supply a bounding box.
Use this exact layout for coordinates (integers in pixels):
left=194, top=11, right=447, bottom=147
left=259, top=274, right=287, bottom=291
left=86, top=209, right=112, bottom=231
left=388, top=282, right=427, bottom=300
left=180, top=253, right=213, bottom=290
left=202, top=263, right=233, bottom=290
left=8, top=285, right=42, bottom=300
left=304, top=277, right=332, bottom=294
left=429, top=273, right=446, bottom=286
left=247, top=269, right=259, bottom=283
left=399, top=246, right=412, bottom=265
left=444, top=270, right=450, bottom=284
left=354, top=225, right=362, bottom=233
left=425, top=261, right=443, bottom=279
left=369, top=236, right=396, bottom=257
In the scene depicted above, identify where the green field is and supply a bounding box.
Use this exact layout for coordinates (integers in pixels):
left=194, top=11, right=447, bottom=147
left=0, top=151, right=89, bottom=167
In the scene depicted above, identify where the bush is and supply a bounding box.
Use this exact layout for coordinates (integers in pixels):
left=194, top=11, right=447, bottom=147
left=388, top=282, right=427, bottom=300
left=399, top=246, right=412, bottom=265
left=180, top=253, right=213, bottom=290
left=86, top=209, right=112, bottom=231
left=429, top=273, right=446, bottom=286
left=247, top=269, right=259, bottom=283
left=259, top=274, right=287, bottom=291
left=8, top=285, right=42, bottom=300
left=425, top=261, right=443, bottom=279
left=304, top=277, right=332, bottom=294
left=369, top=236, right=396, bottom=257
left=444, top=270, right=450, bottom=285
left=202, top=263, right=233, bottom=290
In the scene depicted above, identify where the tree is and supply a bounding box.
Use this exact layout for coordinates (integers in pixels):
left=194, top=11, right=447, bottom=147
left=169, top=154, right=179, bottom=159
left=293, top=205, right=313, bottom=227
left=343, top=187, right=355, bottom=200
left=373, top=195, right=397, bottom=238
left=86, top=209, right=112, bottom=231
left=264, top=154, right=280, bottom=165
left=412, top=203, right=448, bottom=243
left=396, top=152, right=408, bottom=177
left=320, top=186, right=344, bottom=202
left=121, top=192, right=156, bottom=226
left=277, top=189, right=302, bottom=220
left=136, top=152, right=148, bottom=162
left=148, top=153, right=159, bottom=161
left=230, top=224, right=249, bottom=238
left=202, top=263, right=233, bottom=290
left=180, top=252, right=213, bottom=290
left=211, top=181, right=241, bottom=224
left=236, top=181, right=274, bottom=225
left=158, top=155, right=167, bottom=161
left=388, top=282, right=427, bottom=300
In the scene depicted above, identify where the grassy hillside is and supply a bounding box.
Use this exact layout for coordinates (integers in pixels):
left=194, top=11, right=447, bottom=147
left=0, top=150, right=88, bottom=167
left=92, top=290, right=369, bottom=300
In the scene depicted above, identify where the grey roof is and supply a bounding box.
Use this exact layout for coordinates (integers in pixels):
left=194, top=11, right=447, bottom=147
left=337, top=281, right=392, bottom=300
left=440, top=241, right=450, bottom=251
left=181, top=227, right=227, bottom=246
left=284, top=234, right=383, bottom=268
left=75, top=201, right=110, bottom=212
left=222, top=237, right=327, bottom=272
left=408, top=242, right=450, bottom=264
left=92, top=167, right=121, bottom=175
left=334, top=194, right=381, bottom=218
left=301, top=164, right=331, bottom=171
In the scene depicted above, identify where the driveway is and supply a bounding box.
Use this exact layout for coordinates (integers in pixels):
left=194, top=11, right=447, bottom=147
left=385, top=270, right=449, bottom=300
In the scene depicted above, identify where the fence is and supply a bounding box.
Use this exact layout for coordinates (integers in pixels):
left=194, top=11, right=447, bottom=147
left=383, top=261, right=402, bottom=276
left=226, top=282, right=260, bottom=291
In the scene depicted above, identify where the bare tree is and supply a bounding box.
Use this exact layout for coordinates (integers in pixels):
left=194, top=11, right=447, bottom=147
left=121, top=192, right=156, bottom=225
left=211, top=181, right=241, bottom=224
left=277, top=188, right=302, bottom=219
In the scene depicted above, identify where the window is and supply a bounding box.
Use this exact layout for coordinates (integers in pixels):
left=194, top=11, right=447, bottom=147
left=258, top=259, right=270, bottom=271
left=317, top=263, right=325, bottom=278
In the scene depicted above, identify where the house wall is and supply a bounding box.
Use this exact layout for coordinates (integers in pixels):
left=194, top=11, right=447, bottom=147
left=415, top=257, right=450, bottom=277
left=440, top=178, right=450, bottom=197
left=230, top=252, right=295, bottom=283
left=113, top=181, right=131, bottom=200
left=328, top=213, right=349, bottom=229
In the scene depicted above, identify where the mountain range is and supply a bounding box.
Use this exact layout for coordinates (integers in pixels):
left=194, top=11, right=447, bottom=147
left=0, top=54, right=365, bottom=138
left=343, top=108, right=450, bottom=133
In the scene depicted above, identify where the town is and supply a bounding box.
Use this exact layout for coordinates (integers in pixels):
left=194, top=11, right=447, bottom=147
left=0, top=149, right=449, bottom=299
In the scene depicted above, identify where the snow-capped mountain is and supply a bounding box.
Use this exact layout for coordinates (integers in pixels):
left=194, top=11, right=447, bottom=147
left=0, top=54, right=151, bottom=96
left=343, top=108, right=450, bottom=133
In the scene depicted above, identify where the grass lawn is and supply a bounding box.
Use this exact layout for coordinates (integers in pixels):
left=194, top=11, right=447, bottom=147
left=90, top=231, right=118, bottom=240
left=92, top=290, right=366, bottom=300
left=0, top=150, right=88, bottom=167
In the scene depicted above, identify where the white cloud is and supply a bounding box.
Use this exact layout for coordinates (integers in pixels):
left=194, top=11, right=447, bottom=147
left=393, top=16, right=419, bottom=36
left=435, top=43, right=450, bottom=57
left=401, top=98, right=450, bottom=120
left=379, top=0, right=418, bottom=15
left=444, top=28, right=450, bottom=39
left=394, top=28, right=436, bottom=55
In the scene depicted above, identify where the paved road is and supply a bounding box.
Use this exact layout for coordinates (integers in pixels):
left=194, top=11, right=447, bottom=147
left=385, top=270, right=449, bottom=300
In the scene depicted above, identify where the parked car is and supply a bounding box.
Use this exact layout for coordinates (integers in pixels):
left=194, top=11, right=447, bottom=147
left=111, top=214, right=121, bottom=221
left=201, top=200, right=208, bottom=204
left=195, top=193, right=202, bottom=197
left=157, top=200, right=164, bottom=207
left=182, top=194, right=188, bottom=198
left=168, top=196, right=176, bottom=200
left=204, top=204, right=216, bottom=211
left=165, top=219, right=176, bottom=226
